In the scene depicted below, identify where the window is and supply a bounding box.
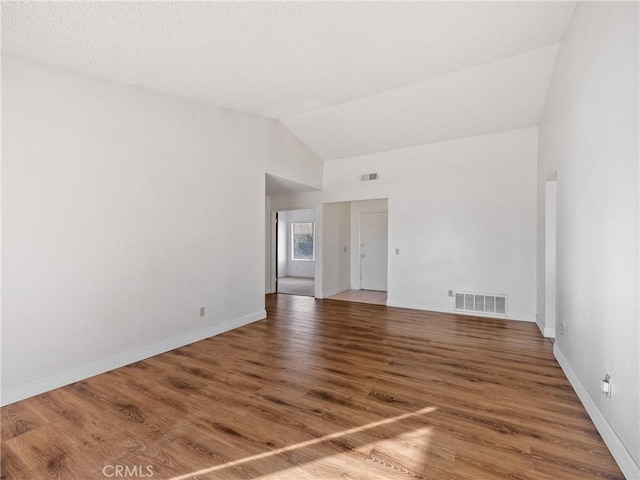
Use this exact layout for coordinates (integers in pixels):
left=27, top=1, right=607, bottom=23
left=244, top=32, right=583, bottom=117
left=291, top=222, right=315, bottom=261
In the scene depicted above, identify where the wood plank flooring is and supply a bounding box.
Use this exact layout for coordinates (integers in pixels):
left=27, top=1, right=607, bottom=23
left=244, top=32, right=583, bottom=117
left=1, top=295, right=623, bottom=479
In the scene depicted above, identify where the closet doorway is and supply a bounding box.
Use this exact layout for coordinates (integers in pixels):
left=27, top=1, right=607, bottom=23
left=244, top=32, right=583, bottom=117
left=275, top=209, right=315, bottom=297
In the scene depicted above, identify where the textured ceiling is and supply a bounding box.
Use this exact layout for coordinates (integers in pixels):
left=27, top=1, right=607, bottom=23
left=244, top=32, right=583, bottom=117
left=2, top=1, right=575, bottom=161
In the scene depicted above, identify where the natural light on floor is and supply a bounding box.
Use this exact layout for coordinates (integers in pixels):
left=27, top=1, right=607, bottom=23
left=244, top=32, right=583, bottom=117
left=169, top=406, right=437, bottom=480
left=256, top=426, right=435, bottom=480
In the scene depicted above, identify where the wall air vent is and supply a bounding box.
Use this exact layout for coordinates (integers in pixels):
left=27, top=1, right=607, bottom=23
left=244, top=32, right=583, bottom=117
left=454, top=291, right=507, bottom=316
left=360, top=173, right=379, bottom=181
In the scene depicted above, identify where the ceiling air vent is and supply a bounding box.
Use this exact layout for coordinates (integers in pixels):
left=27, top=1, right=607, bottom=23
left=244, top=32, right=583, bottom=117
left=360, top=173, right=379, bottom=181
left=453, top=291, right=507, bottom=316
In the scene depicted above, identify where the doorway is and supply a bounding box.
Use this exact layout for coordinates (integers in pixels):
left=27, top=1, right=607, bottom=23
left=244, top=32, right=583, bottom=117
left=275, top=209, right=316, bottom=297
left=323, top=198, right=389, bottom=305
left=360, top=212, right=388, bottom=291
left=544, top=180, right=557, bottom=337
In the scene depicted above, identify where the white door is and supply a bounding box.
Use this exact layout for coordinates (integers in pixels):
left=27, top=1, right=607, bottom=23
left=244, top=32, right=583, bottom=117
left=360, top=212, right=388, bottom=291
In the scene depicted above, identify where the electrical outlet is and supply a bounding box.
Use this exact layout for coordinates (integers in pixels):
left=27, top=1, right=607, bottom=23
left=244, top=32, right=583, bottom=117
left=200, top=307, right=205, bottom=317
left=448, top=290, right=454, bottom=297
left=395, top=248, right=400, bottom=255
left=559, top=322, right=564, bottom=334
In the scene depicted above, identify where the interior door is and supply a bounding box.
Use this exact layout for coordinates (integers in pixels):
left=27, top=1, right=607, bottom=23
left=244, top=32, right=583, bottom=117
left=360, top=212, right=388, bottom=291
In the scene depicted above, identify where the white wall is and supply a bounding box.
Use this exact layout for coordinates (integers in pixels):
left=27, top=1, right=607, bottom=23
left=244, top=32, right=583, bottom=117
left=537, top=3, right=639, bottom=476
left=350, top=199, right=388, bottom=290
left=266, top=123, right=322, bottom=191
left=324, top=127, right=538, bottom=321
left=1, top=55, right=322, bottom=404
left=277, top=211, right=289, bottom=278
left=322, top=202, right=351, bottom=297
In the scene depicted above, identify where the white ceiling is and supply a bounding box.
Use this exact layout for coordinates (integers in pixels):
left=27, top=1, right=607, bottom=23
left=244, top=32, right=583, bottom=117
left=2, top=1, right=575, bottom=162
left=282, top=45, right=559, bottom=160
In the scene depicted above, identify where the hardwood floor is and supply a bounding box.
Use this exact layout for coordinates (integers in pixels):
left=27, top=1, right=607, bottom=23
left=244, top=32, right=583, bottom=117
left=1, top=295, right=623, bottom=479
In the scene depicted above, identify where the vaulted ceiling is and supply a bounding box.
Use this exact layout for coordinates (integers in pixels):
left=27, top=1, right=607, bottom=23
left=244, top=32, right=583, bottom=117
left=2, top=1, right=575, bottom=161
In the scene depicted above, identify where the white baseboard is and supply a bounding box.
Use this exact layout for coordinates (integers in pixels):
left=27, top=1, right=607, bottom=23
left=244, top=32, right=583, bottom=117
left=554, top=344, right=640, bottom=480
left=535, top=313, right=556, bottom=337
left=385, top=297, right=535, bottom=323
left=0, top=310, right=266, bottom=407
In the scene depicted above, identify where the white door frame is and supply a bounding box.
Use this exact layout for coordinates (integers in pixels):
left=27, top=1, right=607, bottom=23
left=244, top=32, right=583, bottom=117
left=544, top=180, right=557, bottom=337
left=269, top=207, right=318, bottom=296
